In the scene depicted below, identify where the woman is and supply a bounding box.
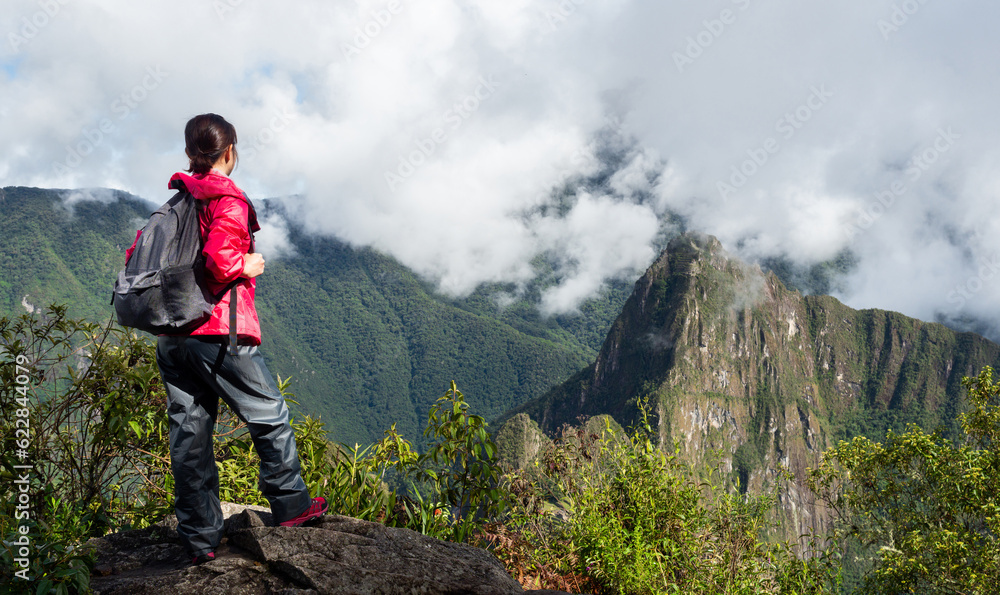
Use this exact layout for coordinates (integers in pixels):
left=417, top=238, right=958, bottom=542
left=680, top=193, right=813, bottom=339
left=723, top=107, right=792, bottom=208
left=153, top=113, right=326, bottom=564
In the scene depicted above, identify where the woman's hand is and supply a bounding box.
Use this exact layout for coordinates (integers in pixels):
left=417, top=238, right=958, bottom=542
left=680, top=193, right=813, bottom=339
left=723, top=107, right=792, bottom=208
left=242, top=252, right=266, bottom=278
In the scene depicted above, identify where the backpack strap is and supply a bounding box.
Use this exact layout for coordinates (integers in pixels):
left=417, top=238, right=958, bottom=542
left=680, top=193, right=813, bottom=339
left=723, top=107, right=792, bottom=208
left=228, top=285, right=239, bottom=356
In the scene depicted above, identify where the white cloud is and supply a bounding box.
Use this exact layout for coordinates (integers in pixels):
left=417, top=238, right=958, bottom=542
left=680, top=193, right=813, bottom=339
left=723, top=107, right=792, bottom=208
left=535, top=192, right=660, bottom=314
left=254, top=211, right=297, bottom=261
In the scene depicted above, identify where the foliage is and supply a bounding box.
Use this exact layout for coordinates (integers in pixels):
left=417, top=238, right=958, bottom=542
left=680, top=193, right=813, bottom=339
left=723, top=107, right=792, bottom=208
left=0, top=306, right=512, bottom=592
left=288, top=381, right=505, bottom=543
left=415, top=381, right=505, bottom=542
left=0, top=305, right=169, bottom=592
left=0, top=529, right=92, bottom=595
left=808, top=366, right=1000, bottom=594
left=484, top=402, right=839, bottom=594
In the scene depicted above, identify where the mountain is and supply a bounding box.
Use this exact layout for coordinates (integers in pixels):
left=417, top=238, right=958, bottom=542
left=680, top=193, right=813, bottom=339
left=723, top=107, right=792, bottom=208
left=0, top=186, right=630, bottom=445
left=503, top=232, right=1000, bottom=540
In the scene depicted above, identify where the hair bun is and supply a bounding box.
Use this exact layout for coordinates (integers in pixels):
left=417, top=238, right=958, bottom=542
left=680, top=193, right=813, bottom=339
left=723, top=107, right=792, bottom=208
left=184, top=114, right=238, bottom=174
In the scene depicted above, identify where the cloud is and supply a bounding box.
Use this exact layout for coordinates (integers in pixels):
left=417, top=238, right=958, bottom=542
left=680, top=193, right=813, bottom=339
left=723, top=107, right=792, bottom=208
left=534, top=191, right=661, bottom=314
left=1, top=0, right=999, bottom=336
left=59, top=187, right=120, bottom=207
left=254, top=209, right=297, bottom=261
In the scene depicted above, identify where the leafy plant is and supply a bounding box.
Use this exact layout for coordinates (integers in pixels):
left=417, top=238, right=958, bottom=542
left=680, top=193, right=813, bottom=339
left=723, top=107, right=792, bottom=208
left=485, top=402, right=838, bottom=594
left=808, top=366, right=1000, bottom=594
left=288, top=381, right=505, bottom=543
left=0, top=306, right=169, bottom=592
left=414, top=381, right=505, bottom=542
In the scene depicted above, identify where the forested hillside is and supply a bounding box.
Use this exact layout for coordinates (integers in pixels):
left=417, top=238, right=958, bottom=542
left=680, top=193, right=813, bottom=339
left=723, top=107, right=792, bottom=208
left=0, top=186, right=630, bottom=444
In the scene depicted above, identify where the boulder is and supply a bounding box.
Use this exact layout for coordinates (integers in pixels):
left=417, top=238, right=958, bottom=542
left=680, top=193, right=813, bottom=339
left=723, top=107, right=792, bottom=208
left=88, top=506, right=578, bottom=595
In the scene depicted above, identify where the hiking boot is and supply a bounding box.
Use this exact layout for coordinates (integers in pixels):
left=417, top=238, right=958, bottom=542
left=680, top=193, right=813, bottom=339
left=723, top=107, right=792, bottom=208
left=279, top=497, right=328, bottom=527
left=191, top=551, right=215, bottom=565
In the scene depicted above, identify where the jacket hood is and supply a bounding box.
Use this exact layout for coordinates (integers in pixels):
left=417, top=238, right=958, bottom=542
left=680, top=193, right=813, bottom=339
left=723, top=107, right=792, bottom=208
left=168, top=171, right=260, bottom=232
left=169, top=170, right=243, bottom=201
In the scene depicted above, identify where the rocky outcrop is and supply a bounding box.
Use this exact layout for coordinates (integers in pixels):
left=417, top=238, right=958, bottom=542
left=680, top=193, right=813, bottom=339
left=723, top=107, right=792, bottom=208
left=88, top=506, right=567, bottom=595
left=502, top=232, right=1000, bottom=547
left=494, top=413, right=551, bottom=470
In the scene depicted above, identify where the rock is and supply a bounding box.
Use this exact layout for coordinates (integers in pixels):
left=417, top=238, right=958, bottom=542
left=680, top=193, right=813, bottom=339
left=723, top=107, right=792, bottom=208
left=229, top=511, right=523, bottom=594
left=494, top=413, right=550, bottom=470
left=88, top=525, right=186, bottom=579
left=89, top=507, right=527, bottom=595
left=222, top=501, right=272, bottom=533
left=222, top=501, right=271, bottom=520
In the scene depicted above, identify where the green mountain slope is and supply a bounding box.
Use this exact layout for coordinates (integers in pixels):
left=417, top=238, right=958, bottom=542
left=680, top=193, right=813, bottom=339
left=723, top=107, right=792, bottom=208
left=0, top=186, right=628, bottom=445
left=0, top=187, right=148, bottom=321
left=253, top=228, right=597, bottom=443
left=503, top=232, right=1000, bottom=542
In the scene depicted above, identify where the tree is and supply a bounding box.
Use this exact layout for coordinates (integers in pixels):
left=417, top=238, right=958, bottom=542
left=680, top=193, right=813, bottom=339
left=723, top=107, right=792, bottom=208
left=1, top=306, right=170, bottom=592
left=809, top=367, right=1000, bottom=594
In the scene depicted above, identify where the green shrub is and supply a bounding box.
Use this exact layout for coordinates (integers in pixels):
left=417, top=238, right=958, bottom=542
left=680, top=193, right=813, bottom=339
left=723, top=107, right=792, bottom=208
left=808, top=366, right=1000, bottom=594
left=0, top=306, right=170, bottom=592
left=288, top=381, right=504, bottom=543
left=486, top=401, right=838, bottom=594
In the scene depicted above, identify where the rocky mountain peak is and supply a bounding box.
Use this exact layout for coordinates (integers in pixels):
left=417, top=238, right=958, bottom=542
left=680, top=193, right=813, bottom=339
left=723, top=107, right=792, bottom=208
left=501, top=231, right=1000, bottom=544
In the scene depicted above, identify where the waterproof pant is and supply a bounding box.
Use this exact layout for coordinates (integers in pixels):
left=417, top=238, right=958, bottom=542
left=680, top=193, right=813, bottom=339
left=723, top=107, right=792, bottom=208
left=156, top=336, right=312, bottom=557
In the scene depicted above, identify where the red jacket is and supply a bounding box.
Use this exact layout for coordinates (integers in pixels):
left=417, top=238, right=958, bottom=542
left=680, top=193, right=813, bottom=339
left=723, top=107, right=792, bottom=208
left=126, top=171, right=263, bottom=344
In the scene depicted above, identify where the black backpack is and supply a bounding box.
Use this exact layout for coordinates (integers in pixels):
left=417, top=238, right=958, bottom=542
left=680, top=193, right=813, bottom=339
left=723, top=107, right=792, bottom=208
left=112, top=185, right=251, bottom=352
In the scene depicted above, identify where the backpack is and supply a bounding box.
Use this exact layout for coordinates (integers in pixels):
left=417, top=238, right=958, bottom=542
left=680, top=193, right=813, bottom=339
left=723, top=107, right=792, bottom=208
left=112, top=190, right=217, bottom=334
left=112, top=187, right=251, bottom=352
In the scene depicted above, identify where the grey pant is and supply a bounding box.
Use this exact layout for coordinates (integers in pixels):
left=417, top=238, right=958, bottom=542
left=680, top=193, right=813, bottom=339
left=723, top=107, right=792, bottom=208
left=156, top=336, right=311, bottom=557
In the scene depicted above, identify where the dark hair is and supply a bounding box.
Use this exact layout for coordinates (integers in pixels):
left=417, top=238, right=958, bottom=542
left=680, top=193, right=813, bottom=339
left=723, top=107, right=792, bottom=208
left=184, top=113, right=238, bottom=174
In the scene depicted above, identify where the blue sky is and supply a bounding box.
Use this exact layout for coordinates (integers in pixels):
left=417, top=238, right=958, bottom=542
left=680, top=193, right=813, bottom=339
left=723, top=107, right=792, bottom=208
left=1, top=0, right=998, bottom=336
left=1, top=56, right=20, bottom=79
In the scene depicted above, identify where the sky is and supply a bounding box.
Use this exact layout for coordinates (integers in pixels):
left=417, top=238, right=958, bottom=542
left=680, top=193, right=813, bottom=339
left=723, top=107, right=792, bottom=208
left=1, top=0, right=998, bottom=337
